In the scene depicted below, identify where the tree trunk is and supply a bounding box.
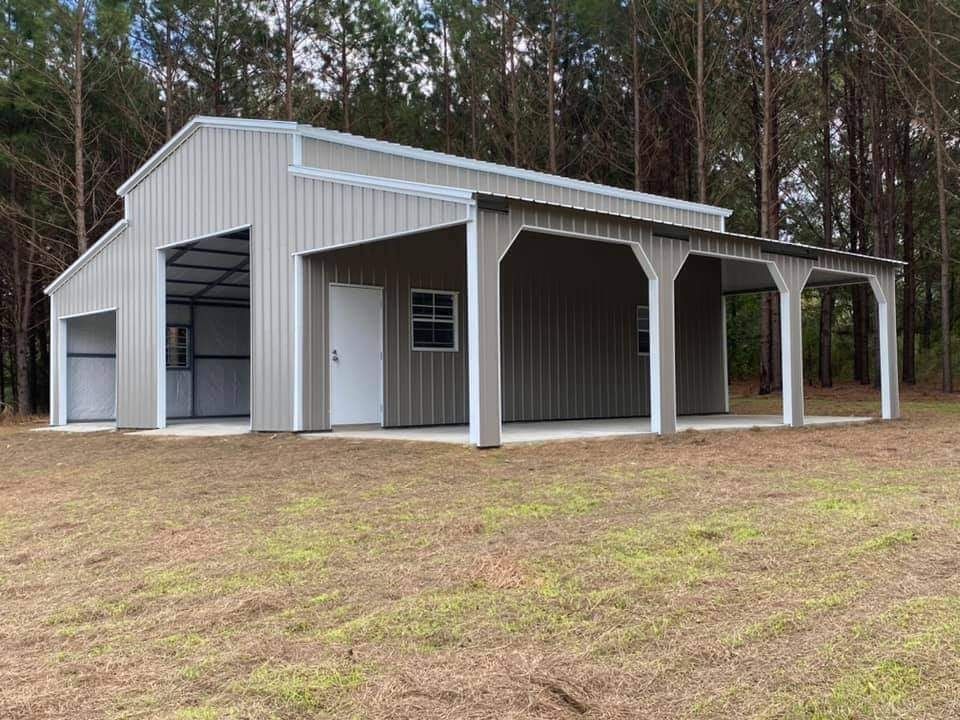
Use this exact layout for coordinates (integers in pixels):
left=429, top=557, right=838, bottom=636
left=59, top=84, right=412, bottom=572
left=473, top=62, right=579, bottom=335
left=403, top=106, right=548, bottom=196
left=927, top=0, right=952, bottom=392
left=164, top=17, right=174, bottom=140
left=284, top=0, right=294, bottom=121
left=694, top=0, right=707, bottom=203
left=819, top=4, right=833, bottom=387
left=547, top=4, right=558, bottom=174
left=72, top=0, right=87, bottom=254
left=631, top=1, right=642, bottom=191
left=901, top=121, right=916, bottom=384
left=13, top=229, right=36, bottom=416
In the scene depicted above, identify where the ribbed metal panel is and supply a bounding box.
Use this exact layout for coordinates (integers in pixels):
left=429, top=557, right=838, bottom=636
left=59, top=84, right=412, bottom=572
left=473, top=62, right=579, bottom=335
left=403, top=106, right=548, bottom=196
left=303, top=138, right=726, bottom=232
left=675, top=255, right=726, bottom=415
left=48, top=126, right=467, bottom=430
left=303, top=227, right=468, bottom=430
left=500, top=233, right=651, bottom=421
left=48, top=126, right=899, bottom=432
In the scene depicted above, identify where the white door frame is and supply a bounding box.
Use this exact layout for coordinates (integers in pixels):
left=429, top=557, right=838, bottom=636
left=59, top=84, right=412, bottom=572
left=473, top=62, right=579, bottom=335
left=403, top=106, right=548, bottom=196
left=328, top=282, right=384, bottom=426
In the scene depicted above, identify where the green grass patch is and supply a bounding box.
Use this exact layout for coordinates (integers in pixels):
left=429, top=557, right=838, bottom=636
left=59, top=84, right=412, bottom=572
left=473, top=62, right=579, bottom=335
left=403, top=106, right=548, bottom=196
left=240, top=662, right=364, bottom=711
left=792, top=660, right=920, bottom=719
left=142, top=569, right=203, bottom=598
left=280, top=495, right=329, bottom=515
left=857, top=529, right=919, bottom=553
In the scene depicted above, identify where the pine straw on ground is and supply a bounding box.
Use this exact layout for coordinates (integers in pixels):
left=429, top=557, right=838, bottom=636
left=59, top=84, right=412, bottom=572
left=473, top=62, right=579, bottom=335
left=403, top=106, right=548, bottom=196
left=2, top=384, right=960, bottom=719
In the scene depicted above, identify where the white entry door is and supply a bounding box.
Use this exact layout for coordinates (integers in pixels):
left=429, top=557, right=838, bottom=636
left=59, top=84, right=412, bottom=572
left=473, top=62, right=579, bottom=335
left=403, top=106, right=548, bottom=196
left=329, top=284, right=383, bottom=425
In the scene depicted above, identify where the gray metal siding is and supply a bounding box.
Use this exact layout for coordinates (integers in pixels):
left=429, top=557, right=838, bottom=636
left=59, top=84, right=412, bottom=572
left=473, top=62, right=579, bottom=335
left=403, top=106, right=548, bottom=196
left=675, top=255, right=726, bottom=414
left=303, top=138, right=726, bottom=232
left=48, top=124, right=899, bottom=432
left=501, top=233, right=651, bottom=421
left=303, top=227, right=469, bottom=429
left=49, top=126, right=466, bottom=430
left=303, top=225, right=725, bottom=428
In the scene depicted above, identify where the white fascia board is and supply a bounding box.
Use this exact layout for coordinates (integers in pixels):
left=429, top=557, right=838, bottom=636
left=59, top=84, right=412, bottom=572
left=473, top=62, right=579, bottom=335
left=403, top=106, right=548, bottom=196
left=298, top=125, right=733, bottom=219
left=44, top=220, right=129, bottom=296
left=116, top=116, right=298, bottom=197
left=288, top=165, right=475, bottom=204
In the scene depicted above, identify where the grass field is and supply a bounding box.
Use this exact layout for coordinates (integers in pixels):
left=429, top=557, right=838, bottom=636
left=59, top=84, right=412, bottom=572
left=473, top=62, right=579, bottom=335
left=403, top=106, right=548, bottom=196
left=2, top=385, right=960, bottom=719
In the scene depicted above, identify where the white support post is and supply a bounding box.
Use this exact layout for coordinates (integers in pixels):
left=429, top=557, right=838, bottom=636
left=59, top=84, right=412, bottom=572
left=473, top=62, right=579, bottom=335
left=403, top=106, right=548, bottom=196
left=635, top=238, right=687, bottom=436
left=466, top=203, right=502, bottom=447
left=768, top=255, right=814, bottom=428
left=292, top=254, right=304, bottom=432
left=871, top=272, right=901, bottom=420
left=155, top=250, right=167, bottom=429
left=779, top=288, right=805, bottom=427
left=648, top=274, right=678, bottom=435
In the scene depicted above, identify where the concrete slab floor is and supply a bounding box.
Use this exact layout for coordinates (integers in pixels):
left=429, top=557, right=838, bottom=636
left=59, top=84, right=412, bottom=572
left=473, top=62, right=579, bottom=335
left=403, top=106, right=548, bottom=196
left=126, top=417, right=251, bottom=437
left=301, top=414, right=873, bottom=446
left=32, top=421, right=116, bottom=434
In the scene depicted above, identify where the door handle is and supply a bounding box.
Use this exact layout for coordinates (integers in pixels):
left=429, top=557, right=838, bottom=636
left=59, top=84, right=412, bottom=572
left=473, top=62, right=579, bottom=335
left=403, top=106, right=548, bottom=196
left=331, top=349, right=340, bottom=363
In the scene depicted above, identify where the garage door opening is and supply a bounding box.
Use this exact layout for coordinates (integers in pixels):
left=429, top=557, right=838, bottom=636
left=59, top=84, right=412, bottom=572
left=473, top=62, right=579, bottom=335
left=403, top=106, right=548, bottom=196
left=161, top=228, right=250, bottom=424
left=64, top=310, right=117, bottom=423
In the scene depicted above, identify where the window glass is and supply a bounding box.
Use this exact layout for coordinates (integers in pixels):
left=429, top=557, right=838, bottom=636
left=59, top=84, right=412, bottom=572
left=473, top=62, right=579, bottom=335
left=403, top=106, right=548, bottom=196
left=412, top=290, right=458, bottom=351
left=637, top=305, right=650, bottom=355
left=166, top=326, right=191, bottom=368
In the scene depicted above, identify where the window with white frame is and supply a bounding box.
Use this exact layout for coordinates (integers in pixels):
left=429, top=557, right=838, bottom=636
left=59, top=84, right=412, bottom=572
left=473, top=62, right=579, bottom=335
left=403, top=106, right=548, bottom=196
left=411, top=290, right=458, bottom=351
left=166, top=326, right=191, bottom=368
left=637, top=305, right=650, bottom=355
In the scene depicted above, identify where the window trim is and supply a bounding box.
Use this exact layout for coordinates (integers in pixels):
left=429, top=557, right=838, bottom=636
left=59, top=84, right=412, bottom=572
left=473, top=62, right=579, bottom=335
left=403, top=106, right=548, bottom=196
left=636, top=304, right=650, bottom=357
left=410, top=288, right=459, bottom=352
left=165, top=324, right=192, bottom=370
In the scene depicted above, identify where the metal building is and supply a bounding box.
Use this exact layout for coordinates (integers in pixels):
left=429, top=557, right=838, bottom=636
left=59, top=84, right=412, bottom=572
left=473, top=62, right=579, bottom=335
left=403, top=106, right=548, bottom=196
left=45, top=116, right=901, bottom=447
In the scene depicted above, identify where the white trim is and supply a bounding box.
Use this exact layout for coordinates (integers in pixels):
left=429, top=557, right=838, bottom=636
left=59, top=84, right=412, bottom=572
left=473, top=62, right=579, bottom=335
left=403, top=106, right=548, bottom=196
left=155, top=224, right=252, bottom=251
left=118, top=116, right=298, bottom=197
left=291, top=132, right=303, bottom=166
left=465, top=205, right=481, bottom=446
left=291, top=219, right=469, bottom=257
left=58, top=305, right=119, bottom=321
left=328, top=282, right=385, bottom=427
left=292, top=254, right=304, bottom=432
left=410, top=288, right=460, bottom=352
left=288, top=164, right=475, bottom=204
left=155, top=251, right=167, bottom=429
left=45, top=220, right=129, bottom=295
left=299, top=125, right=732, bottom=219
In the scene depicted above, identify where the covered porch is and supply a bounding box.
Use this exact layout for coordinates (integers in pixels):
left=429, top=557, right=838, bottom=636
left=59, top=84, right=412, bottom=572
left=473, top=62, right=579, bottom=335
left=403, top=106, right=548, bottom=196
left=292, top=194, right=899, bottom=448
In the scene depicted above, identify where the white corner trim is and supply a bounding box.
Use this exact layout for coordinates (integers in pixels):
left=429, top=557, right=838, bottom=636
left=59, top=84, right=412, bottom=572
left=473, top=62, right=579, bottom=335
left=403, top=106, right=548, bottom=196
left=117, top=116, right=298, bottom=197
left=292, top=254, right=304, bottom=432
left=299, top=125, right=733, bottom=219
left=44, top=220, right=129, bottom=296
left=288, top=165, right=475, bottom=204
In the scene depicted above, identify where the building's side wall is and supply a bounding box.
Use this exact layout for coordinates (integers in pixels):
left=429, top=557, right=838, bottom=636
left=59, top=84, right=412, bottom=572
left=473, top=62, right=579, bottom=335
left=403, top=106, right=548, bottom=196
left=49, top=126, right=467, bottom=430
left=303, top=228, right=726, bottom=429
left=675, top=255, right=726, bottom=414
left=303, top=227, right=469, bottom=430
left=500, top=233, right=651, bottom=421
left=302, top=138, right=725, bottom=232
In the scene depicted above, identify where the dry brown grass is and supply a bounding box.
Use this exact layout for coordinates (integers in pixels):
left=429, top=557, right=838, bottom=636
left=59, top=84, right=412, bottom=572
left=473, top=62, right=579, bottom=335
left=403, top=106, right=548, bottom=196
left=2, top=384, right=960, bottom=719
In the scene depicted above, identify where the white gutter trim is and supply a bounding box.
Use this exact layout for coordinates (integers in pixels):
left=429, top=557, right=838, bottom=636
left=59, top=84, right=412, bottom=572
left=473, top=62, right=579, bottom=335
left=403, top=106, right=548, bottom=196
left=117, top=116, right=298, bottom=197
left=288, top=165, right=475, bottom=204
left=44, top=220, right=129, bottom=295
left=299, top=125, right=733, bottom=219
